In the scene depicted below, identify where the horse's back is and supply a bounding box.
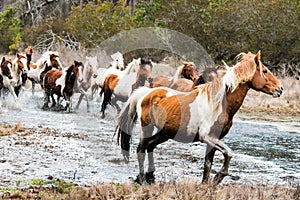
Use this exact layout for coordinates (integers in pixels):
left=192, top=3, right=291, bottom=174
left=44, top=70, right=62, bottom=85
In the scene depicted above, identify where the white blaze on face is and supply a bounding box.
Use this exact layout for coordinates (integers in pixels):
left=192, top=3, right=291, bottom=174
left=77, top=65, right=84, bottom=82
left=2, top=62, right=15, bottom=87
left=20, top=57, right=28, bottom=72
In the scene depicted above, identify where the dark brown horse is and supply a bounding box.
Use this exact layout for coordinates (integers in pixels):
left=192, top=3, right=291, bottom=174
left=115, top=51, right=283, bottom=185
left=42, top=60, right=84, bottom=112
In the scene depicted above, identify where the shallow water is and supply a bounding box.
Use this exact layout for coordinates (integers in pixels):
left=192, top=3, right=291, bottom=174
left=0, top=91, right=299, bottom=188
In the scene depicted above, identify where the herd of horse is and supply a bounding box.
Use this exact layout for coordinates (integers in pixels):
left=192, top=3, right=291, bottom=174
left=0, top=50, right=283, bottom=185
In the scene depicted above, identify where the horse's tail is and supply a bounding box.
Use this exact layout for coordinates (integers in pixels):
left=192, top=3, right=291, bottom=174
left=115, top=86, right=151, bottom=162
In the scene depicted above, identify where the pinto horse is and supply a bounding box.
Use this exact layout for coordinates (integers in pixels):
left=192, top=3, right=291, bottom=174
left=115, top=51, right=283, bottom=185
left=27, top=51, right=62, bottom=95
left=11, top=53, right=28, bottom=96
left=100, top=58, right=151, bottom=118
left=42, top=60, right=83, bottom=112
left=0, top=57, right=16, bottom=100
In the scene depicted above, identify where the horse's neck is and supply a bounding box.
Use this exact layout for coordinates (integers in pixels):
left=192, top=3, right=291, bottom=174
left=123, top=62, right=135, bottom=74
left=224, top=83, right=250, bottom=118
left=173, top=68, right=182, bottom=82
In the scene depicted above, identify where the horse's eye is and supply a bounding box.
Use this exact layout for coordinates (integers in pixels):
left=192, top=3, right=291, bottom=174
left=263, top=69, right=267, bottom=74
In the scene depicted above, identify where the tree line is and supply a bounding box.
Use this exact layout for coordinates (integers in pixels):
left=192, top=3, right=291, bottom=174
left=0, top=0, right=299, bottom=77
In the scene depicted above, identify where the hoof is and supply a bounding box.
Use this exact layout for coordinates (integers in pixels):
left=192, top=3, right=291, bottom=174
left=134, top=174, right=146, bottom=185
left=145, top=172, right=155, bottom=184
left=42, top=105, right=49, bottom=110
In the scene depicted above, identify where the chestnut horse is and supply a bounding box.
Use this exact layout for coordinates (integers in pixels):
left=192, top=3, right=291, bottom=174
left=42, top=60, right=84, bottom=112
left=150, top=61, right=199, bottom=88
left=170, top=67, right=218, bottom=92
left=115, top=51, right=283, bottom=185
left=27, top=51, right=62, bottom=95
left=100, top=59, right=151, bottom=118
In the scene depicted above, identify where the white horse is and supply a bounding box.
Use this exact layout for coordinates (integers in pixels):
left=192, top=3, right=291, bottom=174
left=75, top=56, right=99, bottom=111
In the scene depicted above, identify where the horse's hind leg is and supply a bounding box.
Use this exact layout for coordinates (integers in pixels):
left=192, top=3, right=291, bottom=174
left=135, top=125, right=155, bottom=184
left=100, top=89, right=112, bottom=118
left=145, top=132, right=169, bottom=183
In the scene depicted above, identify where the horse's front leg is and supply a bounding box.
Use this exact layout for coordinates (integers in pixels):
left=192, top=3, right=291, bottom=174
left=42, top=90, right=50, bottom=110
left=64, top=93, right=72, bottom=112
left=31, top=81, right=35, bottom=96
left=202, top=145, right=216, bottom=184
left=75, top=93, right=84, bottom=110
left=202, top=136, right=232, bottom=185
left=212, top=140, right=232, bottom=185
left=8, top=84, right=17, bottom=101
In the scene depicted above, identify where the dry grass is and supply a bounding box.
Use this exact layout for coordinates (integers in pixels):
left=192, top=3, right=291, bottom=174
left=0, top=122, right=24, bottom=136
left=0, top=180, right=299, bottom=200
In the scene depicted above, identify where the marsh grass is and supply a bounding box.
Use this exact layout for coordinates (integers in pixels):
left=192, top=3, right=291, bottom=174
left=0, top=180, right=298, bottom=200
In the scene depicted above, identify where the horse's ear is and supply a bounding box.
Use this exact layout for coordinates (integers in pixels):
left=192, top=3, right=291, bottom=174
left=74, top=60, right=79, bottom=66
left=254, top=50, right=261, bottom=67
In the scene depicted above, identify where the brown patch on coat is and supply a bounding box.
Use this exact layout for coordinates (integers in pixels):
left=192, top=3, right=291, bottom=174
left=140, top=88, right=199, bottom=139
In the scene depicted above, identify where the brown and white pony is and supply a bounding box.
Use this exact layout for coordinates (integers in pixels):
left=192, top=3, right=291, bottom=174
left=100, top=58, right=151, bottom=118
left=115, top=51, right=283, bottom=185
left=42, top=60, right=84, bottom=112
left=0, top=57, right=16, bottom=100
left=27, top=51, right=62, bottom=95
left=11, top=53, right=28, bottom=96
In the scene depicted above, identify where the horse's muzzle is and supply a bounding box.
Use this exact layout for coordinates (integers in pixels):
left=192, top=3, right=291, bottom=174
left=273, top=86, right=284, bottom=98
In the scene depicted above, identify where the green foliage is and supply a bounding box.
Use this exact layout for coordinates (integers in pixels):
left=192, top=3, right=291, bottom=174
left=133, top=0, right=162, bottom=27
left=31, top=178, right=47, bottom=185
left=206, top=0, right=300, bottom=63
left=65, top=0, right=134, bottom=48
left=53, top=179, right=75, bottom=193
left=0, top=7, right=23, bottom=54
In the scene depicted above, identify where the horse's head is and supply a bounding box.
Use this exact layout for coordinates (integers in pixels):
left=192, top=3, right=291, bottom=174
left=1, top=57, right=13, bottom=79
left=126, top=57, right=141, bottom=72
left=16, top=53, right=28, bottom=73
left=49, top=53, right=62, bottom=70
left=138, top=59, right=153, bottom=83
left=110, top=52, right=125, bottom=70
left=74, top=60, right=84, bottom=82
left=202, top=66, right=218, bottom=82
left=181, top=62, right=199, bottom=81
left=85, top=56, right=98, bottom=79
left=233, top=51, right=283, bottom=98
